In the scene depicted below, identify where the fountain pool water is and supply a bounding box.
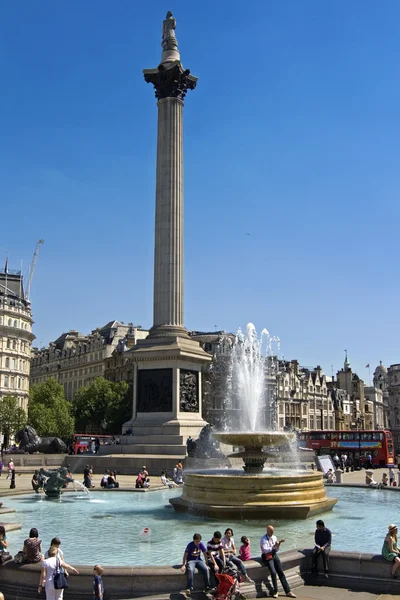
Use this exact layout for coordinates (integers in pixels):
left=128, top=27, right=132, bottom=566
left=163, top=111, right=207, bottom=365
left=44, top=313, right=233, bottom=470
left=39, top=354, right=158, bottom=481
left=0, top=487, right=393, bottom=565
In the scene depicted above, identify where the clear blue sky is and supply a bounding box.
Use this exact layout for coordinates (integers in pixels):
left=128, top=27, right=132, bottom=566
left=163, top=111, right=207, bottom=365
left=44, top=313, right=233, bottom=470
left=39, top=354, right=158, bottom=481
left=1, top=0, right=399, bottom=380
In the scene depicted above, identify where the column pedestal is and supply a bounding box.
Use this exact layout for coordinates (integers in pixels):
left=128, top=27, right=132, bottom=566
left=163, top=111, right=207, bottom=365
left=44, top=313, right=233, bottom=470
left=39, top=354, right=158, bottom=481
left=122, top=335, right=210, bottom=447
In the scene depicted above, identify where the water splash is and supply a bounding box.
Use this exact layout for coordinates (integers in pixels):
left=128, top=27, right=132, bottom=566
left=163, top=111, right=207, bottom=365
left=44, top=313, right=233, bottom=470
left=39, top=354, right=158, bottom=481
left=72, top=480, right=91, bottom=496
left=223, top=323, right=280, bottom=432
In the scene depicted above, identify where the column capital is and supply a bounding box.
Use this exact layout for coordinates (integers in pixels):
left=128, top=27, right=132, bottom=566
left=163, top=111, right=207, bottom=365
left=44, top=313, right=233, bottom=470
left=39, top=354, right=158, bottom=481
left=143, top=62, right=197, bottom=101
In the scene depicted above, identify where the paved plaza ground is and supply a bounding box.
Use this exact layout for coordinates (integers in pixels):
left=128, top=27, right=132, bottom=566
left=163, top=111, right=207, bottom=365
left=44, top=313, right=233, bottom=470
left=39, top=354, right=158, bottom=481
left=285, top=588, right=400, bottom=600
left=0, top=463, right=388, bottom=492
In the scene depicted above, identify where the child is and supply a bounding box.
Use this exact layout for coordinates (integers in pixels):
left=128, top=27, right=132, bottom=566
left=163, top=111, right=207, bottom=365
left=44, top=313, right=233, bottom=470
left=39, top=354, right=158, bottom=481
left=239, top=536, right=251, bottom=561
left=93, top=564, right=104, bottom=600
left=389, top=466, right=395, bottom=486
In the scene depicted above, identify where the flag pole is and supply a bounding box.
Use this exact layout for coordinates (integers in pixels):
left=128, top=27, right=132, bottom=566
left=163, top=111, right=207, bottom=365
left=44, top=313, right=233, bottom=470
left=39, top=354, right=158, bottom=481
left=365, top=363, right=371, bottom=386
left=4, top=255, right=8, bottom=299
left=19, top=259, right=23, bottom=299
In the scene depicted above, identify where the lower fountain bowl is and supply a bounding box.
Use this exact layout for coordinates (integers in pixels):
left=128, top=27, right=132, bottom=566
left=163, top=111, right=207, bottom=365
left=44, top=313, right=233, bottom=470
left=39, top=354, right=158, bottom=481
left=170, top=470, right=337, bottom=520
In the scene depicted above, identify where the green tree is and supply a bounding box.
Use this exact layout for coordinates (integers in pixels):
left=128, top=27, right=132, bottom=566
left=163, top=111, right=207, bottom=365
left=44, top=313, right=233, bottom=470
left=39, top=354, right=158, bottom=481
left=28, top=378, right=74, bottom=438
left=0, top=395, right=27, bottom=447
left=72, top=377, right=130, bottom=433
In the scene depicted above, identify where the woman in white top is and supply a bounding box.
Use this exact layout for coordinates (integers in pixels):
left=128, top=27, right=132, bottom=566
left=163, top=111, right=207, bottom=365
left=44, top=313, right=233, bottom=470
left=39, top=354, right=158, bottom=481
left=38, top=545, right=79, bottom=600
left=44, top=537, right=64, bottom=560
left=221, top=528, right=254, bottom=583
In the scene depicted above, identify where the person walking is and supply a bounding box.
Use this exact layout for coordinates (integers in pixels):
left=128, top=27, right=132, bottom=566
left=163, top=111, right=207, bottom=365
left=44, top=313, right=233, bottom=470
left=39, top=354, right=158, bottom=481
left=38, top=545, right=79, bottom=599
left=312, top=520, right=331, bottom=578
left=93, top=564, right=104, bottom=600
left=6, top=459, right=14, bottom=480
left=260, top=525, right=296, bottom=598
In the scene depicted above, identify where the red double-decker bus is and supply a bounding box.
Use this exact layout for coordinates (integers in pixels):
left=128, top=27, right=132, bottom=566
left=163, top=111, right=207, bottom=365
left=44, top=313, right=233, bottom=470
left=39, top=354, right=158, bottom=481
left=72, top=434, right=112, bottom=454
left=298, top=429, right=394, bottom=468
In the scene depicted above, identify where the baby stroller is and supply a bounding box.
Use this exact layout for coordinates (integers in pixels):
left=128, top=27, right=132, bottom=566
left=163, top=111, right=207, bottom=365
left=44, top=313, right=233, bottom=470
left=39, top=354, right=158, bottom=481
left=215, top=566, right=246, bottom=600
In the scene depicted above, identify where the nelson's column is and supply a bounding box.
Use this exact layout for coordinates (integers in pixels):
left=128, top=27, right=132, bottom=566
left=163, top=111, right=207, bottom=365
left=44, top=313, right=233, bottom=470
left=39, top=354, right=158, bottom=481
left=122, top=13, right=211, bottom=450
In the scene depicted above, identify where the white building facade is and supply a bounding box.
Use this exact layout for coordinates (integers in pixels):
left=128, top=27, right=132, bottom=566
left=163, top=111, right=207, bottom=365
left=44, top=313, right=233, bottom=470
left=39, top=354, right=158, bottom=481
left=0, top=268, right=34, bottom=411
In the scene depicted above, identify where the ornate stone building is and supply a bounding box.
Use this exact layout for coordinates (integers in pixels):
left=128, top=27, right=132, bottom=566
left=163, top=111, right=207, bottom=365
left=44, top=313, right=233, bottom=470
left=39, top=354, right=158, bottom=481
left=328, top=386, right=353, bottom=430
left=275, top=362, right=335, bottom=431
left=30, top=321, right=141, bottom=400
left=387, top=363, right=400, bottom=451
left=332, top=355, right=388, bottom=431
left=0, top=267, right=35, bottom=411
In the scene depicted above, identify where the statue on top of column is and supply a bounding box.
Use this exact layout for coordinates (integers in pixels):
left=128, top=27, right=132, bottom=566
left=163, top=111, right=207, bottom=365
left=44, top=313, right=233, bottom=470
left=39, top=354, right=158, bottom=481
left=162, top=11, right=178, bottom=55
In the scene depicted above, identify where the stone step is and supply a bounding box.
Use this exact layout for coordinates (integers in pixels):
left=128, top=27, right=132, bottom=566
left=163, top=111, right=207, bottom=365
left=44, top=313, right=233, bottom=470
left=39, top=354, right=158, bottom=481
left=0, top=507, right=16, bottom=514
left=64, top=454, right=185, bottom=475
left=2, top=522, right=21, bottom=532
left=112, top=444, right=186, bottom=456
left=120, top=434, right=185, bottom=445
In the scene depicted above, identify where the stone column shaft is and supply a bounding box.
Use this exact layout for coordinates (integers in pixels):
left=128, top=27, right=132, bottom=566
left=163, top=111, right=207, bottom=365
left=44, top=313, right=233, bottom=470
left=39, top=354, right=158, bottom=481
left=153, top=97, right=184, bottom=329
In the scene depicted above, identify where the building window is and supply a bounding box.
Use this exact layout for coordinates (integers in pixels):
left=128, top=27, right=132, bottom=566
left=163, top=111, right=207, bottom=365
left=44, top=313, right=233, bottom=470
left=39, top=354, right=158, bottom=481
left=4, top=375, right=9, bottom=387
left=13, top=320, right=17, bottom=327
left=8, top=318, right=12, bottom=326
left=18, top=377, right=21, bottom=389
left=6, top=339, right=10, bottom=349
left=11, top=359, right=15, bottom=369
left=5, top=358, right=9, bottom=368
left=13, top=340, right=17, bottom=349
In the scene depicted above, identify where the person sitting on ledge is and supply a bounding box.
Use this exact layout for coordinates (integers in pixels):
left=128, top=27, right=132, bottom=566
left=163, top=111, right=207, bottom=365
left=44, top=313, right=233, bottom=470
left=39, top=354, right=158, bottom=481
left=382, top=524, right=400, bottom=577
left=0, top=525, right=9, bottom=561
left=239, top=536, right=251, bottom=561
left=100, top=470, right=109, bottom=488
left=382, top=473, right=389, bottom=487
left=260, top=525, right=296, bottom=598
left=221, top=528, right=254, bottom=583
left=207, top=531, right=225, bottom=587
left=161, top=471, right=176, bottom=488
left=31, top=471, right=41, bottom=494
left=135, top=471, right=144, bottom=489
left=23, top=528, right=42, bottom=564
left=312, top=520, right=331, bottom=578
left=181, top=533, right=211, bottom=597
left=143, top=477, right=150, bottom=488
left=106, top=473, right=119, bottom=489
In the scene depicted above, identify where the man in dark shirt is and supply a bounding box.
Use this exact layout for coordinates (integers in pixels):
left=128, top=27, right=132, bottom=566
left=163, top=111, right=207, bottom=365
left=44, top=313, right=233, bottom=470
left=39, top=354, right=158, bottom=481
left=312, top=520, right=331, bottom=578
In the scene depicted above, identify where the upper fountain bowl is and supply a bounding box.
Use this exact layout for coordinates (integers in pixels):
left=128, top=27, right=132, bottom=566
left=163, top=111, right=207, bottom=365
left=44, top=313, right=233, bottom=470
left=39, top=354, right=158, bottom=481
left=212, top=431, right=295, bottom=449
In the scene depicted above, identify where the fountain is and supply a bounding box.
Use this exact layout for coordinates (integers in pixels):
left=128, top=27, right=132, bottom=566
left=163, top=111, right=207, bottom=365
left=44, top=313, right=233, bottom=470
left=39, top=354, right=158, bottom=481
left=39, top=467, right=81, bottom=499
left=170, top=324, right=338, bottom=519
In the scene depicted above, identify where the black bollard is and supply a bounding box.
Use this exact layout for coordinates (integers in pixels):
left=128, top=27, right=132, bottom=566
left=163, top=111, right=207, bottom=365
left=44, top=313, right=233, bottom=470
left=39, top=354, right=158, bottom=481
left=10, top=469, right=16, bottom=489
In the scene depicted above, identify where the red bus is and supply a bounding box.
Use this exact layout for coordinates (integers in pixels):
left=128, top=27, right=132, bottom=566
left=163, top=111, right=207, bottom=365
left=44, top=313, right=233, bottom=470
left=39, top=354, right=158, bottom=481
left=298, top=429, right=394, bottom=468
left=72, top=434, right=113, bottom=454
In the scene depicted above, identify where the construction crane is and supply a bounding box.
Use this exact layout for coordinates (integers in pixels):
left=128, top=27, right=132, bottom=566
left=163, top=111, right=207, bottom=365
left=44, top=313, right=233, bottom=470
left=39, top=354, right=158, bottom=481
left=26, top=239, right=44, bottom=301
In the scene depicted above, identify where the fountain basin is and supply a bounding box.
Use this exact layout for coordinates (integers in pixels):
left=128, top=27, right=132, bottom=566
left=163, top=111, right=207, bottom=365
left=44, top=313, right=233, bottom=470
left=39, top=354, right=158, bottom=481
left=170, top=470, right=337, bottom=519
left=213, top=431, right=294, bottom=448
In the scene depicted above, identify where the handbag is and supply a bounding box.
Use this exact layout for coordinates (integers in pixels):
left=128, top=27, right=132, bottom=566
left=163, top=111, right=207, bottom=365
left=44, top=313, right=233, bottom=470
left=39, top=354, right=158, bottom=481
left=54, top=558, right=68, bottom=590
left=0, top=551, right=11, bottom=564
